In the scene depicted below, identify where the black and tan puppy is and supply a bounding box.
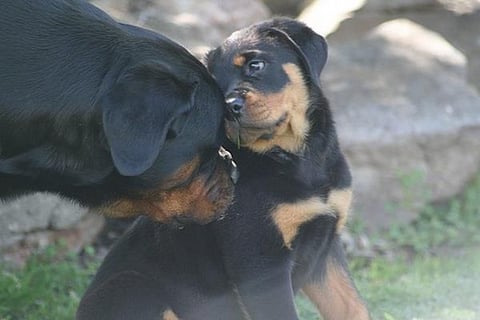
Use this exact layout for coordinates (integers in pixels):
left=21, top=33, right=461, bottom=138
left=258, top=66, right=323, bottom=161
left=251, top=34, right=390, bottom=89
left=0, top=0, right=235, bottom=224
left=77, top=18, right=369, bottom=320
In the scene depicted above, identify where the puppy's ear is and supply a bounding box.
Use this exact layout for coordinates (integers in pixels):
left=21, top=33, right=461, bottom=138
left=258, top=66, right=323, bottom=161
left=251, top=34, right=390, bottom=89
left=204, top=48, right=219, bottom=72
left=265, top=19, right=328, bottom=85
left=101, top=63, right=197, bottom=176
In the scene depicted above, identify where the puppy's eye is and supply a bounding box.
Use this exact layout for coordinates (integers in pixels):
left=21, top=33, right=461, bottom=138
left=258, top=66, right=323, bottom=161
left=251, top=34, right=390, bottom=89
left=247, top=60, right=265, bottom=74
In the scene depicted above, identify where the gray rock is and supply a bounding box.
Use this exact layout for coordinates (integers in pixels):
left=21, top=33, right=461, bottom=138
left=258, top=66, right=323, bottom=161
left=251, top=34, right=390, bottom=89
left=361, top=0, right=480, bottom=13
left=299, top=0, right=366, bottom=36
left=0, top=193, right=88, bottom=249
left=363, top=0, right=437, bottom=12
left=262, top=0, right=312, bottom=16
left=1, top=213, right=104, bottom=267
left=91, top=0, right=271, bottom=56
left=324, top=3, right=480, bottom=92
left=323, top=19, right=480, bottom=230
left=398, top=9, right=480, bottom=94
left=436, top=0, right=480, bottom=14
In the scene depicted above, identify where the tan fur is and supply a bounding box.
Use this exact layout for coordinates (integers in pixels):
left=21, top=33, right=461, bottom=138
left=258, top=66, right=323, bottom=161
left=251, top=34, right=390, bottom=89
left=303, top=261, right=370, bottom=320
left=272, top=197, right=334, bottom=249
left=271, top=188, right=352, bottom=248
left=98, top=158, right=233, bottom=224
left=162, top=309, right=179, bottom=320
left=160, top=157, right=200, bottom=190
left=233, top=54, right=246, bottom=67
left=225, top=63, right=310, bottom=154
left=249, top=64, right=310, bottom=153
left=329, top=188, right=352, bottom=232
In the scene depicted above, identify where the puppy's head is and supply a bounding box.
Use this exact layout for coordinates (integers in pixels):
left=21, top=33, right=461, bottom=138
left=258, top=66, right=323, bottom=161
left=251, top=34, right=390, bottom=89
left=99, top=61, right=234, bottom=224
left=206, top=18, right=328, bottom=154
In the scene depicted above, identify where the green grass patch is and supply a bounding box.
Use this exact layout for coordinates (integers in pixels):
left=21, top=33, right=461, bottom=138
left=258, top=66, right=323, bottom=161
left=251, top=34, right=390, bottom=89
left=386, top=174, right=480, bottom=253
left=355, top=246, right=480, bottom=320
left=297, top=173, right=480, bottom=319
left=0, top=244, right=97, bottom=320
left=297, top=246, right=480, bottom=320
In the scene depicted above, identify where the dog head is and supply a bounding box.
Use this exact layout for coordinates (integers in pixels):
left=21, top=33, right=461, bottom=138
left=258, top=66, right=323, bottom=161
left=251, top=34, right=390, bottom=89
left=206, top=18, right=328, bottom=154
left=100, top=60, right=235, bottom=224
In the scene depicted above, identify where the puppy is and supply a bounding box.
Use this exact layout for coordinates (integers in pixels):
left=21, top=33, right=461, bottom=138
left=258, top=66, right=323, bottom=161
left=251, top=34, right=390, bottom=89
left=77, top=18, right=369, bottom=320
left=0, top=0, right=235, bottom=224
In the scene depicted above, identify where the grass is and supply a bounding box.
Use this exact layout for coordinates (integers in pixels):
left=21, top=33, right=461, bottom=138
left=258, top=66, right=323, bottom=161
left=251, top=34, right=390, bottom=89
left=354, top=246, right=480, bottom=320
left=297, top=246, right=480, bottom=320
left=297, top=174, right=480, bottom=319
left=1, top=175, right=479, bottom=320
left=0, top=244, right=97, bottom=320
left=385, top=174, right=480, bottom=253
left=2, top=247, right=479, bottom=320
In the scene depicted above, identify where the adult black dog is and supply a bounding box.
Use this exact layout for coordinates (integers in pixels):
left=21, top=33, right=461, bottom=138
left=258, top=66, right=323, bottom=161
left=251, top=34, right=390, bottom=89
left=0, top=0, right=235, bottom=224
left=77, top=18, right=369, bottom=320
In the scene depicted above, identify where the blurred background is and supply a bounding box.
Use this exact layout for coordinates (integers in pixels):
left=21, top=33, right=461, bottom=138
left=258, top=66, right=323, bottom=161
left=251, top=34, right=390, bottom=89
left=0, top=1, right=479, bottom=319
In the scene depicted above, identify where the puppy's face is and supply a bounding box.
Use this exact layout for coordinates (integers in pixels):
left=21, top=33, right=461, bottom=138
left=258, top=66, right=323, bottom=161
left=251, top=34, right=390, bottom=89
left=207, top=19, right=327, bottom=154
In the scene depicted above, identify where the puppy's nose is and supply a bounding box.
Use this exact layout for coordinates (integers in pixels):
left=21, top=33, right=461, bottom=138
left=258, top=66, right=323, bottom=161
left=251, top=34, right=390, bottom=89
left=225, top=94, right=245, bottom=118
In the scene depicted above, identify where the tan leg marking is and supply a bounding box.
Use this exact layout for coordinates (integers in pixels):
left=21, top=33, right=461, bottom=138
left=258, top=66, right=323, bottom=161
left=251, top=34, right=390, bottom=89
left=303, top=261, right=369, bottom=320
left=272, top=188, right=352, bottom=248
left=329, top=188, right=352, bottom=233
left=272, top=197, right=333, bottom=249
left=162, top=309, right=180, bottom=320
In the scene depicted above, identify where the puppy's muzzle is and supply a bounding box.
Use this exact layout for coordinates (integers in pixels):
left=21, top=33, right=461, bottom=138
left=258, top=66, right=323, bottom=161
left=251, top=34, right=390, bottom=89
left=225, top=90, right=247, bottom=120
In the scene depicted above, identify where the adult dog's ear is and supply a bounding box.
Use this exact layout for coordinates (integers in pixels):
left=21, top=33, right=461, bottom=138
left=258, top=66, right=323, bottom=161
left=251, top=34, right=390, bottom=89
left=101, top=62, right=197, bottom=176
left=265, top=19, right=328, bottom=86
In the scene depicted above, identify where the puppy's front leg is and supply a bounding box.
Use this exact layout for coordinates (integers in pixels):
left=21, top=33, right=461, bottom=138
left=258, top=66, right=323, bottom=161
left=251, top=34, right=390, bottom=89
left=302, top=239, right=370, bottom=320
left=234, top=268, right=299, bottom=320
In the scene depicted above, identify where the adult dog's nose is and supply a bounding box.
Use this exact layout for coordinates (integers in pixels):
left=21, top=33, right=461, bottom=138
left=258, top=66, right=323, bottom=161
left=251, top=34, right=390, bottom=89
left=225, top=93, right=245, bottom=118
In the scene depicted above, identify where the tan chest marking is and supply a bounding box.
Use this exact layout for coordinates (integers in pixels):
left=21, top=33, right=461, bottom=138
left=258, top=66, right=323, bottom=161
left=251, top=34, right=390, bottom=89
left=248, top=63, right=310, bottom=154
left=271, top=188, right=352, bottom=248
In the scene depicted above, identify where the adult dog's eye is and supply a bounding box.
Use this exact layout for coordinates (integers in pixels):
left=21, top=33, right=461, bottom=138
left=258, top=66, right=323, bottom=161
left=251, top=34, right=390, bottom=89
left=247, top=60, right=265, bottom=74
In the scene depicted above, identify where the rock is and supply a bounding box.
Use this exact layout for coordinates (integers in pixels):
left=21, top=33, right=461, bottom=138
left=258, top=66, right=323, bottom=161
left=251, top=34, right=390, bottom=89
left=0, top=193, right=89, bottom=249
left=262, top=0, right=312, bottom=16
left=299, top=0, right=366, bottom=36
left=1, top=213, right=104, bottom=267
left=322, top=0, right=480, bottom=91
left=436, top=0, right=480, bottom=14
left=364, top=0, right=480, bottom=14
left=363, top=0, right=437, bottom=12
left=91, top=0, right=271, bottom=56
left=322, top=19, right=480, bottom=230
left=398, top=9, right=480, bottom=94
left=360, top=0, right=480, bottom=13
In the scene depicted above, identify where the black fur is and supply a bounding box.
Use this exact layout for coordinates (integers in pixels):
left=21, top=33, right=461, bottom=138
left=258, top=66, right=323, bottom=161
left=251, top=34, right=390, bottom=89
left=77, top=18, right=368, bottom=320
left=0, top=0, right=233, bottom=222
